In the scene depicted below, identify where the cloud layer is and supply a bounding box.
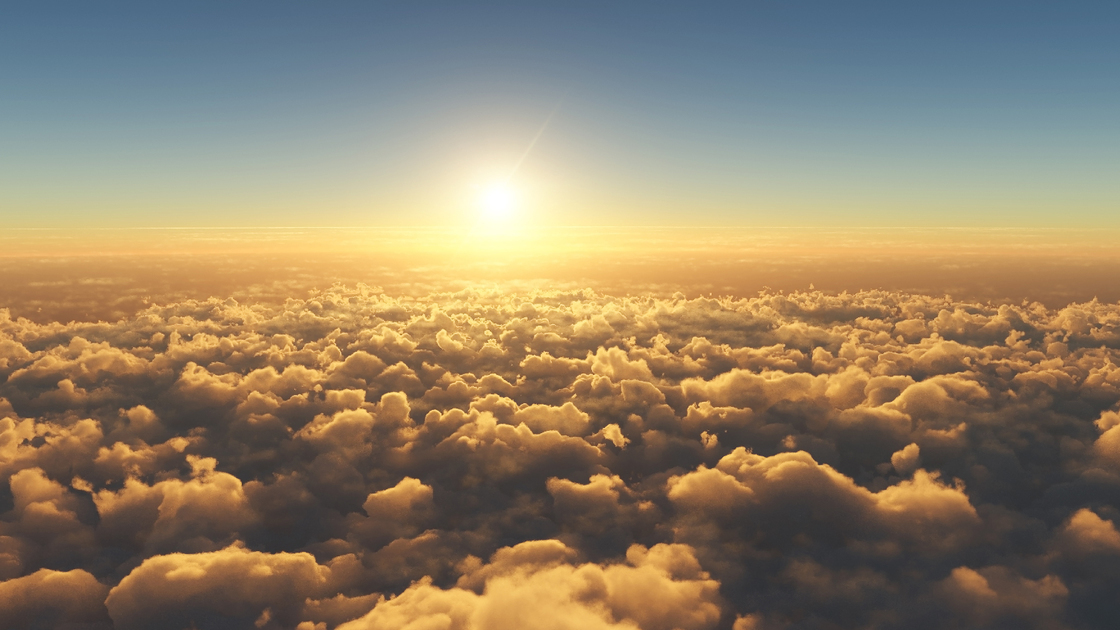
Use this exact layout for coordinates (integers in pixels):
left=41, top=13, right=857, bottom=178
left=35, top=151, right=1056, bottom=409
left=3, top=287, right=1120, bottom=628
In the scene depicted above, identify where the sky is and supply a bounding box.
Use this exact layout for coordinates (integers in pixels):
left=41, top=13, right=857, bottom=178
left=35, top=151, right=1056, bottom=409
left=2, top=1, right=1118, bottom=228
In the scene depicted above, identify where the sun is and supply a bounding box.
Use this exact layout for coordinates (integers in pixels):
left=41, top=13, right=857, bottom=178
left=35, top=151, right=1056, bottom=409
left=478, top=182, right=517, bottom=222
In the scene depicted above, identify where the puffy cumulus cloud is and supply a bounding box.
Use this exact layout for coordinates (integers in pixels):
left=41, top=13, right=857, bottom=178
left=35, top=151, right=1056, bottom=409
left=93, top=455, right=257, bottom=555
left=1053, top=508, right=1120, bottom=556
left=890, top=442, right=921, bottom=475
left=345, top=477, right=436, bottom=549
left=104, top=543, right=341, bottom=629
left=2, top=287, right=1120, bottom=627
left=0, top=568, right=111, bottom=629
left=937, top=565, right=1069, bottom=629
left=1093, top=408, right=1120, bottom=465
left=338, top=540, right=721, bottom=630
left=667, top=448, right=980, bottom=559
left=546, top=474, right=660, bottom=554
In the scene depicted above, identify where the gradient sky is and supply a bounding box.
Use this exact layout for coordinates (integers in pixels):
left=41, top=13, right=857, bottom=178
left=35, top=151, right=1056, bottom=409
left=1, top=1, right=1118, bottom=228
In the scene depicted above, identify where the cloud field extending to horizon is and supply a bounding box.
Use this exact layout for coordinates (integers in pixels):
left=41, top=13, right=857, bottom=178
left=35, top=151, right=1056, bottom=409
left=3, top=267, right=1120, bottom=629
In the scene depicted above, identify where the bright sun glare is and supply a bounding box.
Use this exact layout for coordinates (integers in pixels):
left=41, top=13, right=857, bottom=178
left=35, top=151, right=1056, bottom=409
left=479, top=183, right=516, bottom=222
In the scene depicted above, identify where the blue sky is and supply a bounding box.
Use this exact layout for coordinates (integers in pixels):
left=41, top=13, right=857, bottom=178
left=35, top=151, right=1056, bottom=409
left=1, top=1, right=1117, bottom=227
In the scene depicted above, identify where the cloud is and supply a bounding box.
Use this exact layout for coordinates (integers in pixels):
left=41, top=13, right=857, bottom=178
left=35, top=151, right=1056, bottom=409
left=1057, top=508, right=1120, bottom=555
left=105, top=543, right=338, bottom=629
left=338, top=540, right=721, bottom=630
left=0, top=568, right=111, bottom=629
left=890, top=442, right=921, bottom=475
left=938, top=565, right=1068, bottom=629
left=93, top=455, right=257, bottom=555
left=2, top=287, right=1120, bottom=627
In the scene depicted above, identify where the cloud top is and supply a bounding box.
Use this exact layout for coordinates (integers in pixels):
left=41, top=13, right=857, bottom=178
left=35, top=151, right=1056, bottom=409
left=2, top=287, right=1120, bottom=628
